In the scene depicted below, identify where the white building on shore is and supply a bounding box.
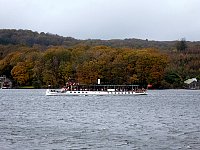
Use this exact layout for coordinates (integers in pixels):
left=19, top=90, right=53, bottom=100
left=184, top=78, right=200, bottom=90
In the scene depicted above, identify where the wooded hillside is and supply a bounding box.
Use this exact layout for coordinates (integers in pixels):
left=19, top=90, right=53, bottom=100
left=0, top=29, right=200, bottom=88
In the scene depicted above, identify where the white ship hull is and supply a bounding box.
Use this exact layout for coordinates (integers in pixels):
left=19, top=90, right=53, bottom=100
left=46, top=89, right=147, bottom=96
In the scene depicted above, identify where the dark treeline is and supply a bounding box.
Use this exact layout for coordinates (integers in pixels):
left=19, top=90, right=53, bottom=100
left=2, top=29, right=200, bottom=50
left=0, top=29, right=79, bottom=47
left=0, top=29, right=200, bottom=88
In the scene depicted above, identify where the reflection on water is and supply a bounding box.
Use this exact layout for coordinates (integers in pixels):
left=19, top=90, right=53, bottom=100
left=0, top=89, right=200, bottom=149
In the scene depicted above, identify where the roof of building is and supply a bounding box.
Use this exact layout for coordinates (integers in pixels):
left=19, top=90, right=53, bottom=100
left=184, top=78, right=197, bottom=84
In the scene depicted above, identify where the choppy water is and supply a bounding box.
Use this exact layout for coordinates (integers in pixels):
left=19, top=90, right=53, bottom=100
left=0, top=89, right=200, bottom=150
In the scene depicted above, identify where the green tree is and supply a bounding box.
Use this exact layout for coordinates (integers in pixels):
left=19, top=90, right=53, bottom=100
left=176, top=38, right=187, bottom=51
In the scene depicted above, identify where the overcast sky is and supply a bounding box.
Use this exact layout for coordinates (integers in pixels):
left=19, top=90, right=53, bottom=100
left=0, top=0, right=200, bottom=41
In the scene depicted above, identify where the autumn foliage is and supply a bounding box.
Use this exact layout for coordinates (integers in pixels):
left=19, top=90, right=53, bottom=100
left=0, top=45, right=170, bottom=88
left=0, top=30, right=200, bottom=89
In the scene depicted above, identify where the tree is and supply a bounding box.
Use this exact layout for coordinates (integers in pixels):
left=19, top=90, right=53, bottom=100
left=135, top=49, right=168, bottom=87
left=11, top=62, right=30, bottom=85
left=176, top=38, right=187, bottom=52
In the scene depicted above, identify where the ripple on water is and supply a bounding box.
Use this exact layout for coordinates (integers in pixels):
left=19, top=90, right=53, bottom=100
left=0, top=89, right=200, bottom=149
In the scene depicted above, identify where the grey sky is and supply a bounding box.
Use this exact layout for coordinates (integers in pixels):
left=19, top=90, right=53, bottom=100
left=0, top=0, right=200, bottom=41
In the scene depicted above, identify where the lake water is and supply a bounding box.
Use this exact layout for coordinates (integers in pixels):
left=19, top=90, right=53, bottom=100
left=0, top=89, right=200, bottom=150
